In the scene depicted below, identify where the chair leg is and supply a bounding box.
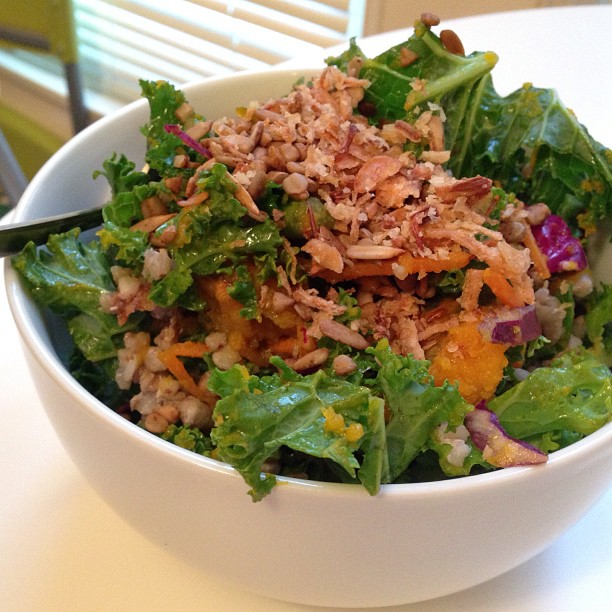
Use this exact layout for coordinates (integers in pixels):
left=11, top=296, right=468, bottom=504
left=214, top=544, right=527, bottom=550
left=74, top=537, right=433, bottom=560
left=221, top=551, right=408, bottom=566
left=0, top=127, right=28, bottom=206
left=64, top=62, right=89, bottom=134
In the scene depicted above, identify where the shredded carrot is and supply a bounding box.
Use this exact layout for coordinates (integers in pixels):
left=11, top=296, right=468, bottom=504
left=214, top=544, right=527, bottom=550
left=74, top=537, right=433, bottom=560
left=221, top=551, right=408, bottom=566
left=312, top=260, right=394, bottom=282
left=397, top=250, right=471, bottom=274
left=162, top=341, right=210, bottom=359
left=522, top=223, right=551, bottom=280
left=157, top=341, right=210, bottom=400
left=178, top=190, right=209, bottom=207
left=482, top=268, right=525, bottom=308
left=312, top=249, right=471, bottom=282
left=268, top=335, right=297, bottom=356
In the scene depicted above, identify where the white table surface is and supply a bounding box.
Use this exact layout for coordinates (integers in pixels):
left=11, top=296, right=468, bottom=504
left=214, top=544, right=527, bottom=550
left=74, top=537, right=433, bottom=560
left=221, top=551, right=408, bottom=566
left=1, top=6, right=611, bottom=611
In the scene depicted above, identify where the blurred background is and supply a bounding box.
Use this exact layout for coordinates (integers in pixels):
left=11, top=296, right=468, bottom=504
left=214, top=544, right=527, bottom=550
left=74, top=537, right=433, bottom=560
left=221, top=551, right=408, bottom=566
left=0, top=0, right=609, bottom=211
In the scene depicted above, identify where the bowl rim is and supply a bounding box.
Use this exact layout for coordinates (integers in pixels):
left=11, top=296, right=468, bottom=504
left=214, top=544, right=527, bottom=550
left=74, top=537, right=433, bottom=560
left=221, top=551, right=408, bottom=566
left=5, top=66, right=612, bottom=501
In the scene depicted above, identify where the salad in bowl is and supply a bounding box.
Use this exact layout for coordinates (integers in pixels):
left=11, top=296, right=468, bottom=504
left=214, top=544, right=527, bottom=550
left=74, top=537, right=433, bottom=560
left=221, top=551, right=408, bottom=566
left=13, top=15, right=611, bottom=502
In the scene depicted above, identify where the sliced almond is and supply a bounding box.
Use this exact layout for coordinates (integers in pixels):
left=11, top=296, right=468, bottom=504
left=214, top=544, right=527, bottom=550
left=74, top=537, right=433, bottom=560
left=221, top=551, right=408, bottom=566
left=319, top=319, right=369, bottom=350
left=345, top=244, right=405, bottom=260
left=225, top=171, right=267, bottom=221
left=290, top=348, right=329, bottom=372
left=131, top=213, right=176, bottom=233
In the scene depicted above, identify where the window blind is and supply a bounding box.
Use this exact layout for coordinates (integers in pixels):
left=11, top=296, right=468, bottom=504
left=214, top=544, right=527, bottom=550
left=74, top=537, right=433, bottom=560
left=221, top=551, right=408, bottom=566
left=2, top=0, right=363, bottom=114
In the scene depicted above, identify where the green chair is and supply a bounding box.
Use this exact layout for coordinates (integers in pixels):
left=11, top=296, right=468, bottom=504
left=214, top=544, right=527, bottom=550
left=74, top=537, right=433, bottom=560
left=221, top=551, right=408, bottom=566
left=0, top=0, right=88, bottom=206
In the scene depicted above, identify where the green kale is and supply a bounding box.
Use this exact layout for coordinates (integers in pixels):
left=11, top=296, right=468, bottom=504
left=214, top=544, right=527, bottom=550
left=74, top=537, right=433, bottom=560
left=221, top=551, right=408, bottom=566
left=93, top=153, right=150, bottom=197
left=326, top=37, right=366, bottom=72
left=94, top=153, right=156, bottom=227
left=139, top=79, right=187, bottom=174
left=348, top=24, right=497, bottom=125
left=148, top=163, right=283, bottom=307
left=12, top=229, right=138, bottom=361
left=255, top=180, right=285, bottom=215
left=446, top=78, right=612, bottom=231
left=102, top=185, right=157, bottom=228
left=139, top=79, right=207, bottom=176
left=435, top=268, right=465, bottom=296
left=367, top=341, right=470, bottom=481
left=584, top=283, right=612, bottom=365
left=281, top=197, right=334, bottom=240
left=426, top=431, right=488, bottom=478
left=227, top=264, right=259, bottom=320
left=97, top=221, right=149, bottom=270
left=69, top=351, right=129, bottom=409
left=140, top=79, right=187, bottom=145
left=488, top=349, right=612, bottom=442
left=161, top=424, right=213, bottom=455
left=208, top=363, right=385, bottom=501
left=335, top=288, right=362, bottom=324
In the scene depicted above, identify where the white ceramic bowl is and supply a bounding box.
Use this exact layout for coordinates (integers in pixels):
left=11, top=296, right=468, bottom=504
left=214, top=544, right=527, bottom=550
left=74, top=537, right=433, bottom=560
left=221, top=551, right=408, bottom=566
left=5, top=68, right=612, bottom=608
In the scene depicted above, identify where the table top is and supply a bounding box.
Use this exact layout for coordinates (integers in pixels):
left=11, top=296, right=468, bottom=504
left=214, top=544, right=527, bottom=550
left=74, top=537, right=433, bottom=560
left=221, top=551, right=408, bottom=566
left=1, top=5, right=611, bottom=611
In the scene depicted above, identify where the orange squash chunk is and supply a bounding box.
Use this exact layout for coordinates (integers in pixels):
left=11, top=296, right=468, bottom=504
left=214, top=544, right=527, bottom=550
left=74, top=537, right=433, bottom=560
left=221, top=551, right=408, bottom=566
left=429, top=322, right=508, bottom=404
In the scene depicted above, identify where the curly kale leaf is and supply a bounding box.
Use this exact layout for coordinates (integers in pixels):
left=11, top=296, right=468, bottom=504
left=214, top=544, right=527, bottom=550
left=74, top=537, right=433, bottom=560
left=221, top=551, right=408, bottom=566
left=161, top=424, right=214, bottom=455
left=584, top=283, right=612, bottom=365
left=367, top=341, right=471, bottom=481
left=446, top=77, right=612, bottom=231
left=209, top=364, right=385, bottom=501
left=227, top=264, right=259, bottom=320
left=139, top=79, right=207, bottom=176
left=93, top=152, right=150, bottom=197
left=69, top=351, right=130, bottom=409
left=94, top=153, right=156, bottom=227
left=488, top=349, right=612, bottom=443
left=97, top=221, right=149, bottom=271
left=148, top=163, right=283, bottom=307
left=12, top=229, right=138, bottom=361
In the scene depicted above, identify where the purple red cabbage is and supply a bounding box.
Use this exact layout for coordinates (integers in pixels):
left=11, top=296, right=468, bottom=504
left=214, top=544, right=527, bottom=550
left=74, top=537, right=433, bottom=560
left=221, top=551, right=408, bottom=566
left=164, top=124, right=212, bottom=159
left=479, top=304, right=542, bottom=346
left=464, top=402, right=548, bottom=467
left=531, top=214, right=587, bottom=274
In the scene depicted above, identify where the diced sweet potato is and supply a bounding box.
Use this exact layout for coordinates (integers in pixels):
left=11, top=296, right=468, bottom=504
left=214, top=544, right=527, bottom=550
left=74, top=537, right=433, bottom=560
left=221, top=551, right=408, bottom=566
left=429, top=322, right=508, bottom=404
left=196, top=274, right=312, bottom=366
